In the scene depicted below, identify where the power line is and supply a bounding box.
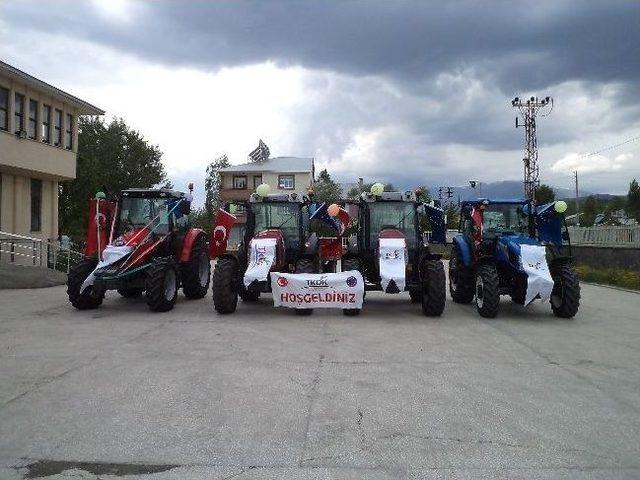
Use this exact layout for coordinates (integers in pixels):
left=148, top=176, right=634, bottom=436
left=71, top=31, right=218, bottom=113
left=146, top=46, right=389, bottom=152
left=583, top=134, right=640, bottom=158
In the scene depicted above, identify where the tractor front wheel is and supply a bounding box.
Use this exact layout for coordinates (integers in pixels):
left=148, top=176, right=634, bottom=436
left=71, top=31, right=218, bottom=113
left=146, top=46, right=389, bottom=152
left=145, top=258, right=178, bottom=312
left=212, top=257, right=239, bottom=314
left=181, top=235, right=211, bottom=299
left=449, top=248, right=474, bottom=304
left=295, top=258, right=314, bottom=316
left=550, top=264, right=580, bottom=318
left=341, top=257, right=362, bottom=316
left=67, top=256, right=104, bottom=310
left=421, top=260, right=446, bottom=316
left=475, top=264, right=500, bottom=318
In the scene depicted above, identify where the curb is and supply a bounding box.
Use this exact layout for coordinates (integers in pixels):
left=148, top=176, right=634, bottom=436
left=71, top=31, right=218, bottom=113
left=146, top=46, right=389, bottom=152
left=582, top=281, right=640, bottom=294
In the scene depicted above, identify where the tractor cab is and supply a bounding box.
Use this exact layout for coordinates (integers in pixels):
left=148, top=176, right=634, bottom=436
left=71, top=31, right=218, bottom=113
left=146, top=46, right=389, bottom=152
left=245, top=191, right=311, bottom=253
left=114, top=189, right=192, bottom=247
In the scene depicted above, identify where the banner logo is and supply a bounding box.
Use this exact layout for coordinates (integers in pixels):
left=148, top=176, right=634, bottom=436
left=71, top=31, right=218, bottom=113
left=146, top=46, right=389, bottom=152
left=306, top=275, right=329, bottom=288
left=277, top=276, right=288, bottom=287
left=346, top=276, right=358, bottom=287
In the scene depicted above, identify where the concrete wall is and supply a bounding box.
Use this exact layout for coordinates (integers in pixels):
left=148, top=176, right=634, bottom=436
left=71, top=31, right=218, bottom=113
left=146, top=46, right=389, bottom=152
left=572, top=245, right=640, bottom=271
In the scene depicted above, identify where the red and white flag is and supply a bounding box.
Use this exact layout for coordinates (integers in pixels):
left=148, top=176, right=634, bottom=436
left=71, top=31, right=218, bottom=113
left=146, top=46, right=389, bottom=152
left=209, top=209, right=237, bottom=258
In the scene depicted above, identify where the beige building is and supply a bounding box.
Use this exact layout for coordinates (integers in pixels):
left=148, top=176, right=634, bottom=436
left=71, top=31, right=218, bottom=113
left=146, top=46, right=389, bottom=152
left=0, top=61, right=104, bottom=243
left=219, top=157, right=315, bottom=245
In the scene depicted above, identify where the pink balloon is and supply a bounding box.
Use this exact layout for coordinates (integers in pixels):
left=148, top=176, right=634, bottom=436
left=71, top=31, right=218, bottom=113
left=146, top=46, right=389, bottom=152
left=327, top=204, right=340, bottom=217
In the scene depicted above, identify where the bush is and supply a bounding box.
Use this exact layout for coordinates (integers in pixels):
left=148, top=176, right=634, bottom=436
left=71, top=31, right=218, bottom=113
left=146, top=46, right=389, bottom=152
left=575, top=264, right=640, bottom=290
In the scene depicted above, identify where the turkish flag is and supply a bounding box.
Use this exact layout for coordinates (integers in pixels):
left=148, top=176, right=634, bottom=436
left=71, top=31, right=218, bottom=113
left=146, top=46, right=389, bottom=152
left=209, top=209, right=237, bottom=258
left=471, top=206, right=484, bottom=246
left=85, top=198, right=114, bottom=258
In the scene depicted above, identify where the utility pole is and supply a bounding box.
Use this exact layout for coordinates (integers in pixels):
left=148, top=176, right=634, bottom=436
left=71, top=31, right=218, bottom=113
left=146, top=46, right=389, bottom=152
left=574, top=170, right=580, bottom=227
left=512, top=96, right=553, bottom=202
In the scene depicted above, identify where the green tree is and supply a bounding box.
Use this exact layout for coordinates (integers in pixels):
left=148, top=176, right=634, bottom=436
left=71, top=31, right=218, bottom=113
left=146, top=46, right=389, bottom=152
left=627, top=178, right=640, bottom=221
left=415, top=185, right=432, bottom=203
left=582, top=195, right=599, bottom=227
left=313, top=169, right=342, bottom=203
left=204, top=154, right=230, bottom=220
left=445, top=203, right=459, bottom=229
left=59, top=117, right=167, bottom=241
left=536, top=184, right=555, bottom=204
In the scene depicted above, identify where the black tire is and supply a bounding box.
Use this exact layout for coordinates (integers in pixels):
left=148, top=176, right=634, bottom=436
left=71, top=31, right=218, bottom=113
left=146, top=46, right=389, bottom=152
left=409, top=289, right=422, bottom=303
left=475, top=263, right=500, bottom=318
left=342, top=257, right=362, bottom=316
left=509, top=274, right=527, bottom=305
left=421, top=260, right=446, bottom=316
left=145, top=257, right=178, bottom=312
left=449, top=247, right=474, bottom=304
left=117, top=288, right=143, bottom=298
left=211, top=257, right=239, bottom=314
left=295, top=258, right=314, bottom=316
left=67, top=256, right=104, bottom=310
left=239, top=285, right=260, bottom=302
left=550, top=264, right=580, bottom=318
left=181, top=234, right=211, bottom=299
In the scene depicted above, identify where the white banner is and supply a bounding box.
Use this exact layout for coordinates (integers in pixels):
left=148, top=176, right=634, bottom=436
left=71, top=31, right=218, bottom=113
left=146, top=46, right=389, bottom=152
left=520, top=244, right=554, bottom=305
left=271, top=271, right=364, bottom=309
left=80, top=245, right=134, bottom=293
left=379, top=238, right=406, bottom=292
left=244, top=238, right=278, bottom=287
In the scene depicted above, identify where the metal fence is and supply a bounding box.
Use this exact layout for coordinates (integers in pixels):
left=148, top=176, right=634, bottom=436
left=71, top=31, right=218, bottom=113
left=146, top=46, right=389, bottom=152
left=0, top=231, right=85, bottom=273
left=567, top=226, right=640, bottom=247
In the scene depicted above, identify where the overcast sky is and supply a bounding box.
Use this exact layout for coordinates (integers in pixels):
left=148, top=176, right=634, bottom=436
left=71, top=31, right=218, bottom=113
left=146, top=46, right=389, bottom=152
left=2, top=0, right=639, bottom=202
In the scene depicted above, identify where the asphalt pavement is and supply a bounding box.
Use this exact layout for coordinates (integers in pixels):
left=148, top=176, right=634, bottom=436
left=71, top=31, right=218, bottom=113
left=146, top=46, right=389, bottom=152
left=0, top=279, right=639, bottom=479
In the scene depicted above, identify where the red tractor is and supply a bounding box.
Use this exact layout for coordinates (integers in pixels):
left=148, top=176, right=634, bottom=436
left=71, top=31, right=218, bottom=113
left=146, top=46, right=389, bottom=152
left=67, top=188, right=210, bottom=312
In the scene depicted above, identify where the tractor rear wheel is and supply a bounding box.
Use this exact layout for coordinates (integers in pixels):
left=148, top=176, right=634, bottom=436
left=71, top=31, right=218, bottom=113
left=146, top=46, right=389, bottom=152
left=145, top=257, right=178, bottom=312
left=295, top=258, right=314, bottom=316
left=449, top=248, right=474, bottom=304
left=181, top=235, right=211, bottom=299
left=421, top=260, right=446, bottom=316
left=550, top=264, right=580, bottom=318
left=67, top=256, right=104, bottom=310
left=212, top=257, right=239, bottom=314
left=342, top=257, right=362, bottom=316
left=475, top=264, right=500, bottom=318
left=117, top=288, right=143, bottom=298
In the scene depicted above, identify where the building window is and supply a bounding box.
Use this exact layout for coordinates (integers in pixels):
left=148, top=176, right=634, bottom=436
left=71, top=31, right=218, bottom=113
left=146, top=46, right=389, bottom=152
left=30, top=179, right=42, bottom=232
left=54, top=109, right=62, bottom=146
left=233, top=175, right=247, bottom=189
left=278, top=174, right=295, bottom=190
left=253, top=175, right=263, bottom=189
left=14, top=93, right=25, bottom=135
left=65, top=113, right=73, bottom=150
left=42, top=105, right=51, bottom=143
left=0, top=87, right=8, bottom=131
left=28, top=99, right=38, bottom=140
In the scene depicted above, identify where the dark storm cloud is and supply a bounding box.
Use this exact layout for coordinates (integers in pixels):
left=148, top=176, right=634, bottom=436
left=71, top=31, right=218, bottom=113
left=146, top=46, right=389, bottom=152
left=5, top=0, right=640, bottom=92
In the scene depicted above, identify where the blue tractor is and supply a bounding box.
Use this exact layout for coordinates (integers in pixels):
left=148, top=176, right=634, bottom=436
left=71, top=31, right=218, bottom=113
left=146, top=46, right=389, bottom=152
left=449, top=198, right=580, bottom=318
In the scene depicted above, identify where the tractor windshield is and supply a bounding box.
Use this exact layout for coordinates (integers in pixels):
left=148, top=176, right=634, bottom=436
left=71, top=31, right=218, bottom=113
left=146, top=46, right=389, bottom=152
left=482, top=204, right=529, bottom=238
left=369, top=202, right=416, bottom=247
left=117, top=196, right=173, bottom=236
left=252, top=202, right=301, bottom=248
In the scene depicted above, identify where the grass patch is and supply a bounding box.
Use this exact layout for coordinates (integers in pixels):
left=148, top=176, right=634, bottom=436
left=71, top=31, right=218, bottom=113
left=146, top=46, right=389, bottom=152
left=575, top=264, right=640, bottom=291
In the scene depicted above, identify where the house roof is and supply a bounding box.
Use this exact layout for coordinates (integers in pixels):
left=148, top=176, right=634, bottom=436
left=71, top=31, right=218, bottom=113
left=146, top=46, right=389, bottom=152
left=0, top=61, right=105, bottom=115
left=219, top=156, right=314, bottom=173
